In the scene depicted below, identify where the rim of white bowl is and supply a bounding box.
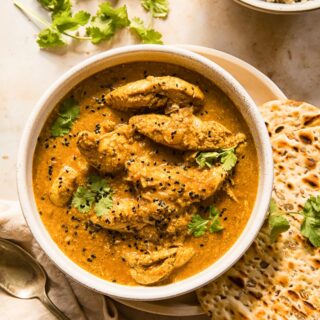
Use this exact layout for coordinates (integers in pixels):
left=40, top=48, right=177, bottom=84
left=17, top=44, right=273, bottom=301
left=235, top=0, right=320, bottom=13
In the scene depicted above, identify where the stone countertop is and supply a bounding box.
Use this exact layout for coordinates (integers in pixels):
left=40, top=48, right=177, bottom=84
left=1, top=0, right=320, bottom=318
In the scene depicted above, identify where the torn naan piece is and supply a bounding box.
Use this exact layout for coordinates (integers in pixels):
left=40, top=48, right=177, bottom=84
left=197, top=100, right=320, bottom=320
left=259, top=100, right=320, bottom=138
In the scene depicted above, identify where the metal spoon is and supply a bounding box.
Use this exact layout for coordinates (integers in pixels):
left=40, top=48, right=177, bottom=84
left=0, top=238, right=69, bottom=320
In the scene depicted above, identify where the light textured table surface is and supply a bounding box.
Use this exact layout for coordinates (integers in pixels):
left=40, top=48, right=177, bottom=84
left=1, top=0, right=320, bottom=318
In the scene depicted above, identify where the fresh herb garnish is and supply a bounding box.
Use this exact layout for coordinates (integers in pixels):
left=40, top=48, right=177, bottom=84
left=130, top=17, right=163, bottom=44
left=188, top=206, right=224, bottom=237
left=71, top=174, right=113, bottom=217
left=196, top=148, right=237, bottom=171
left=300, top=195, right=320, bottom=248
left=71, top=186, right=95, bottom=213
left=14, top=0, right=165, bottom=49
left=51, top=97, right=80, bottom=137
left=208, top=205, right=224, bottom=233
left=86, top=2, right=130, bottom=44
left=94, top=196, right=113, bottom=217
left=268, top=196, right=320, bottom=247
left=37, top=0, right=72, bottom=18
left=188, top=214, right=209, bottom=237
left=37, top=28, right=66, bottom=48
left=53, top=10, right=91, bottom=33
left=141, top=0, right=169, bottom=18
left=268, top=199, right=290, bottom=242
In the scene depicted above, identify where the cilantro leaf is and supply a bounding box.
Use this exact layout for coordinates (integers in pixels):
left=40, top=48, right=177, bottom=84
left=300, top=195, right=320, bottom=247
left=51, top=97, right=80, bottom=137
left=71, top=174, right=113, bottom=217
left=268, top=199, right=290, bottom=242
left=195, top=151, right=220, bottom=168
left=220, top=149, right=238, bottom=171
left=130, top=17, right=163, bottom=44
left=94, top=195, right=113, bottom=217
left=269, top=214, right=290, bottom=243
left=196, top=148, right=238, bottom=171
left=37, top=28, right=66, bottom=48
left=98, top=2, right=130, bottom=28
left=53, top=10, right=91, bottom=32
left=37, top=0, right=71, bottom=17
left=188, top=206, right=224, bottom=237
left=208, top=205, right=224, bottom=233
left=188, top=214, right=209, bottom=237
left=88, top=174, right=112, bottom=195
left=71, top=186, right=95, bottom=213
left=86, top=2, right=129, bottom=44
left=141, top=0, right=169, bottom=18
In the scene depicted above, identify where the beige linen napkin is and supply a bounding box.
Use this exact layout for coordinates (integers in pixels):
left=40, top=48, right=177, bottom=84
left=0, top=200, right=119, bottom=320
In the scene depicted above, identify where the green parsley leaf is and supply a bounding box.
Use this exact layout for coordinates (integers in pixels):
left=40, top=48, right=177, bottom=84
left=37, top=0, right=72, bottom=17
left=94, top=195, right=113, bottom=217
left=141, top=0, right=169, bottom=18
left=51, top=97, right=80, bottom=137
left=53, top=10, right=91, bottom=32
left=71, top=186, right=95, bottom=213
left=196, top=148, right=238, bottom=171
left=37, top=28, right=66, bottom=49
left=268, top=199, right=290, bottom=243
left=86, top=2, right=129, bottom=44
left=208, top=205, right=224, bottom=233
left=300, top=195, right=320, bottom=247
left=130, top=17, right=163, bottom=44
left=188, top=214, right=209, bottom=237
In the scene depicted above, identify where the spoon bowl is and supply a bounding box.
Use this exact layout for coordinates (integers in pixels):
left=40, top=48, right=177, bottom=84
left=0, top=238, right=69, bottom=319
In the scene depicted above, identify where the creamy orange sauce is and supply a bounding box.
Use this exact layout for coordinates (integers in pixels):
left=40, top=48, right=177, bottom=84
left=33, top=62, right=258, bottom=285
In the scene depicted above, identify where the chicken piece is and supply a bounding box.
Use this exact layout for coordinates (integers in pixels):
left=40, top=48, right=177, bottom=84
left=129, top=107, right=246, bottom=151
left=105, top=76, right=205, bottom=111
left=77, top=124, right=153, bottom=174
left=126, top=159, right=229, bottom=210
left=49, top=156, right=89, bottom=206
left=89, top=196, right=150, bottom=232
left=89, top=191, right=195, bottom=234
left=100, top=119, right=116, bottom=133
left=124, top=247, right=194, bottom=285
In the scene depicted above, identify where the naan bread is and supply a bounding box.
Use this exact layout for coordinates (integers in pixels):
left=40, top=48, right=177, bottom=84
left=273, top=126, right=320, bottom=212
left=259, top=100, right=320, bottom=138
left=197, top=100, right=320, bottom=320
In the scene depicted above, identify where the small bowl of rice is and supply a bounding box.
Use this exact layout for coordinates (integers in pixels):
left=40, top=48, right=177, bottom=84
left=233, top=0, right=320, bottom=13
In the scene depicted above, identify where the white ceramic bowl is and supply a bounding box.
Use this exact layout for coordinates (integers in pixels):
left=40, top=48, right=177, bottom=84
left=234, top=0, right=320, bottom=13
left=17, top=45, right=273, bottom=301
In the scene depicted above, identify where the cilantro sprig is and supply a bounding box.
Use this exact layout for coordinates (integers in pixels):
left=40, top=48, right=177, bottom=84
left=14, top=1, right=91, bottom=49
left=71, top=174, right=113, bottom=217
left=141, top=0, right=169, bottom=18
left=188, top=206, right=224, bottom=237
left=14, top=0, right=166, bottom=49
left=268, top=196, right=320, bottom=247
left=196, top=148, right=238, bottom=171
left=51, top=97, right=80, bottom=137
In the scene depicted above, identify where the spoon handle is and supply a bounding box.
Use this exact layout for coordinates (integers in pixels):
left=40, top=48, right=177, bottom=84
left=39, top=292, right=70, bottom=320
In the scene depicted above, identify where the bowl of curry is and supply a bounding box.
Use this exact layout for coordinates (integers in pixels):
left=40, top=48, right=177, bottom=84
left=17, top=45, right=273, bottom=300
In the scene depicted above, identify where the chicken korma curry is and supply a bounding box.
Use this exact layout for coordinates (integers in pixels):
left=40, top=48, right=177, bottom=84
left=33, top=62, right=258, bottom=286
